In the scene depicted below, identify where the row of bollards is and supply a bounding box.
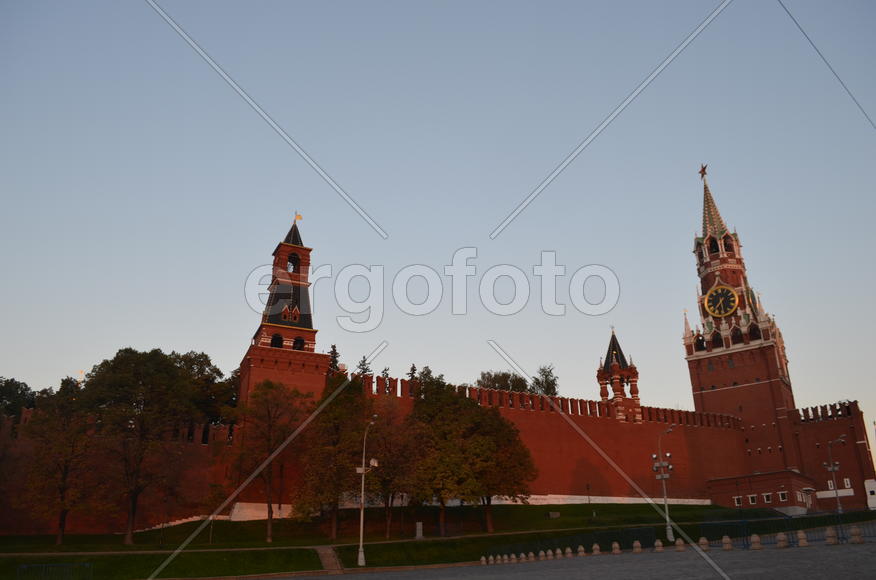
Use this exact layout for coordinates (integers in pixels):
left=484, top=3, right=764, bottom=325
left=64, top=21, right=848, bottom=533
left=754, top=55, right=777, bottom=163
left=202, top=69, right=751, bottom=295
left=480, top=525, right=867, bottom=565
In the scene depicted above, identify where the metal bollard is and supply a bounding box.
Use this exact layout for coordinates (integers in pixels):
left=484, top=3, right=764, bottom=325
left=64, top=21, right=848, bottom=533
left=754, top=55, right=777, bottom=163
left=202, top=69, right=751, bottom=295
left=633, top=540, right=642, bottom=553
left=592, top=542, right=601, bottom=555
left=578, top=545, right=586, bottom=557
left=698, top=537, right=710, bottom=551
left=722, top=535, right=733, bottom=551
left=675, top=538, right=686, bottom=552
left=654, top=539, right=664, bottom=553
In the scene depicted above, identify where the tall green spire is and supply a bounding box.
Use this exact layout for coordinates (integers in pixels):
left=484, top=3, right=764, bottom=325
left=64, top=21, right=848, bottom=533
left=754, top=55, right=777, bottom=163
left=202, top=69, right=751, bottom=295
left=700, top=165, right=728, bottom=238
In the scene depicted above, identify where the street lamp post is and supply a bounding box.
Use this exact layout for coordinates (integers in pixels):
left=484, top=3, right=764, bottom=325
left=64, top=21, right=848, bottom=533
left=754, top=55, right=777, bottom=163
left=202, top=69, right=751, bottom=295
left=823, top=434, right=847, bottom=516
left=357, top=415, right=379, bottom=567
left=652, top=425, right=676, bottom=542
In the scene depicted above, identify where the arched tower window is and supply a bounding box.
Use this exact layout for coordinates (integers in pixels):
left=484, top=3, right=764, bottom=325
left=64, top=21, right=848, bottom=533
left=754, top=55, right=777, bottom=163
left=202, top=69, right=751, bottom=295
left=708, top=237, right=720, bottom=254
left=292, top=337, right=305, bottom=350
left=723, top=236, right=734, bottom=253
left=270, top=333, right=284, bottom=348
left=731, top=327, right=744, bottom=345
left=694, top=334, right=707, bottom=351
left=711, top=332, right=723, bottom=349
left=749, top=324, right=761, bottom=340
left=287, top=253, right=300, bottom=273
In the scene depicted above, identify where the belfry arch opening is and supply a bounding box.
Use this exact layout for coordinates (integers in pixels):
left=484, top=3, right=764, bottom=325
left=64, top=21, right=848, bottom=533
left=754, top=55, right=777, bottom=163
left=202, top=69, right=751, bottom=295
left=711, top=332, right=723, bottom=349
left=287, top=253, right=300, bottom=273
left=731, top=326, right=744, bottom=345
left=708, top=237, right=720, bottom=254
left=749, top=324, right=762, bottom=340
left=270, top=334, right=283, bottom=348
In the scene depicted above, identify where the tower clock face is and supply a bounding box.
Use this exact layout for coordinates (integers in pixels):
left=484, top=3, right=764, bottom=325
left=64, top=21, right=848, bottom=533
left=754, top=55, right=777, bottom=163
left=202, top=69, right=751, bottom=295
left=704, top=285, right=739, bottom=317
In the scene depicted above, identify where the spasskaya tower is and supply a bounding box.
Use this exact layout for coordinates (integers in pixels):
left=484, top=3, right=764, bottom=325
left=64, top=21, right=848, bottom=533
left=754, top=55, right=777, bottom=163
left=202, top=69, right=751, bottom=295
left=683, top=166, right=797, bottom=471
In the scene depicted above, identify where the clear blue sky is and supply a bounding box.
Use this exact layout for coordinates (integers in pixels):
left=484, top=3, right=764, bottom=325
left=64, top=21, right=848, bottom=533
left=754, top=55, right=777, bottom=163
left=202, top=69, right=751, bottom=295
left=1, top=1, right=874, bottom=429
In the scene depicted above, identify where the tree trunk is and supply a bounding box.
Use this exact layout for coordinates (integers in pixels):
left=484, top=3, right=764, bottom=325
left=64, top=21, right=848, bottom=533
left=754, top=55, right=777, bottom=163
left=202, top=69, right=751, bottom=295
left=124, top=491, right=140, bottom=545
left=484, top=497, right=494, bottom=534
left=265, top=466, right=274, bottom=543
left=330, top=503, right=339, bottom=541
left=56, top=508, right=68, bottom=545
left=384, top=494, right=394, bottom=539
left=438, top=500, right=446, bottom=537
left=56, top=480, right=69, bottom=545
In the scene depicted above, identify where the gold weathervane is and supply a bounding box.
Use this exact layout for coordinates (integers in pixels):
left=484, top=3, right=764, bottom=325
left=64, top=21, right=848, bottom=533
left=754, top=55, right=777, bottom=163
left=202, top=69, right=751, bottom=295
left=293, top=211, right=303, bottom=224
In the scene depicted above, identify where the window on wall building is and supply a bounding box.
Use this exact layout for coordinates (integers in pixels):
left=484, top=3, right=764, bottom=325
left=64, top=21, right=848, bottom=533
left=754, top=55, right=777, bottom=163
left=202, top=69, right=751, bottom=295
left=733, top=496, right=742, bottom=507
left=748, top=495, right=757, bottom=505
left=778, top=491, right=788, bottom=502
left=827, top=480, right=835, bottom=490
left=762, top=493, right=772, bottom=504
left=796, top=491, right=803, bottom=502
left=843, top=477, right=852, bottom=489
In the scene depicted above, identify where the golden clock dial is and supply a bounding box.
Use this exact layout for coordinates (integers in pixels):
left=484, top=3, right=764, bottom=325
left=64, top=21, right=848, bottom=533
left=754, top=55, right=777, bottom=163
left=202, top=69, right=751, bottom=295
left=704, top=285, right=739, bottom=318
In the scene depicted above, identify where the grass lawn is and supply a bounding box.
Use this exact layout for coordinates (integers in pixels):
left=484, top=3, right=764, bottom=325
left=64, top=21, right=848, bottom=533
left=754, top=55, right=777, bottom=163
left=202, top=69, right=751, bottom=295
left=0, top=548, right=322, bottom=580
left=0, top=503, right=776, bottom=554
left=335, top=509, right=876, bottom=568
left=0, top=503, right=768, bottom=554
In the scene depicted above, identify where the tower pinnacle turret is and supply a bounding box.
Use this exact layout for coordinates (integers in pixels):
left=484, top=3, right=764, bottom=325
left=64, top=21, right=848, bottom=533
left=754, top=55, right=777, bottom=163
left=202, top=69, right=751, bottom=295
left=596, top=330, right=640, bottom=422
left=700, top=165, right=728, bottom=238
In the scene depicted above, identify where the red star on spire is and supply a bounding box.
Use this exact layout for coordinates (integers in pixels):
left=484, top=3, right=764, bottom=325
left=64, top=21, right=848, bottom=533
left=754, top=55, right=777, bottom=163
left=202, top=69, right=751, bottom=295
left=699, top=164, right=708, bottom=180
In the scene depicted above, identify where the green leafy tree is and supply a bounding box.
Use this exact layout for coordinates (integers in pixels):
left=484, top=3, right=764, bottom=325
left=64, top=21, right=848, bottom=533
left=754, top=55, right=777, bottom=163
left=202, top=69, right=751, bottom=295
left=295, top=374, right=366, bottom=540
left=327, top=345, right=340, bottom=376
left=530, top=364, right=559, bottom=397
left=85, top=348, right=197, bottom=544
left=234, top=380, right=311, bottom=543
left=367, top=396, right=416, bottom=538
left=356, top=356, right=372, bottom=376
left=0, top=377, right=35, bottom=416
left=169, top=351, right=233, bottom=424
left=473, top=408, right=537, bottom=533
left=23, top=378, right=91, bottom=544
left=406, top=372, right=489, bottom=536
left=476, top=370, right=529, bottom=392
left=380, top=367, right=392, bottom=394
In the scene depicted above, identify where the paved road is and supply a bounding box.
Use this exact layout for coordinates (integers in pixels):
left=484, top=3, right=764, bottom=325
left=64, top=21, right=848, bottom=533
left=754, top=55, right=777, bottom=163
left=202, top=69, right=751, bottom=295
left=287, top=543, right=876, bottom=579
